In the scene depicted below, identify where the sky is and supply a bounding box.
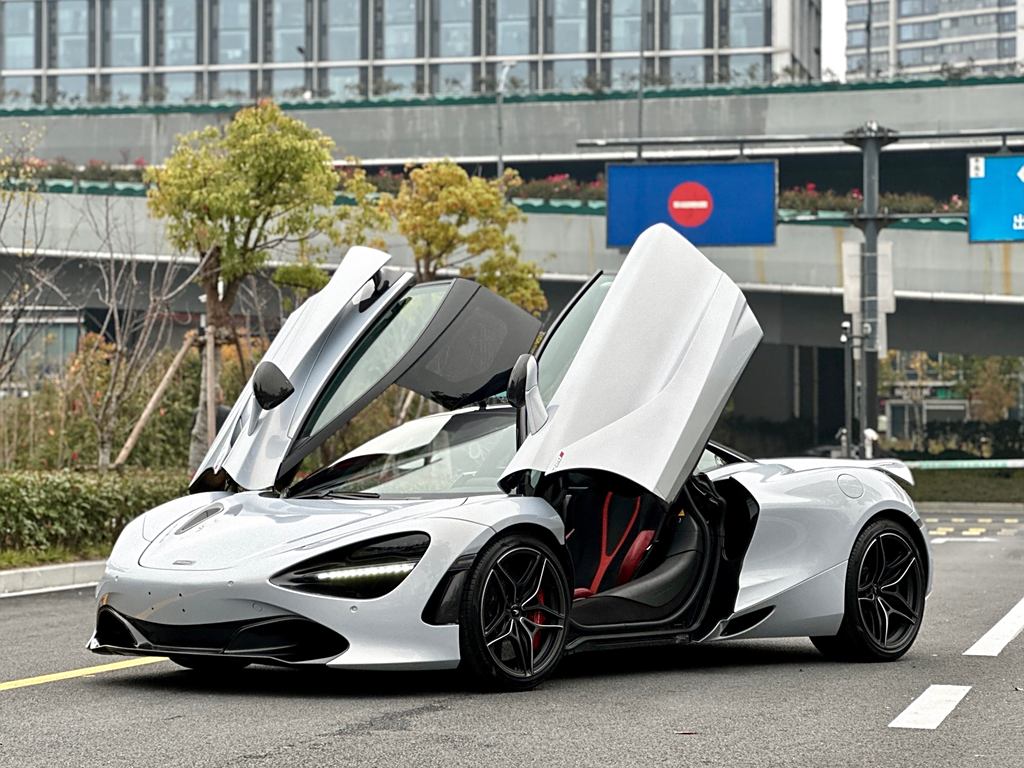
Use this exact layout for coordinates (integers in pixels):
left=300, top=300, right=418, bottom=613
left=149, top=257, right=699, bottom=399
left=820, top=1, right=848, bottom=80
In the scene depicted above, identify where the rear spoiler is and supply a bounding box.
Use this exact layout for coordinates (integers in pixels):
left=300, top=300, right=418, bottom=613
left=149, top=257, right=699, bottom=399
left=862, top=459, right=914, bottom=486
left=764, top=457, right=915, bottom=486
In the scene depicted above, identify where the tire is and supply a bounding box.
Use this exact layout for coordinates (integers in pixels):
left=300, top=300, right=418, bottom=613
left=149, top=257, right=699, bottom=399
left=458, top=532, right=570, bottom=691
left=170, top=655, right=252, bottom=673
left=811, top=518, right=926, bottom=662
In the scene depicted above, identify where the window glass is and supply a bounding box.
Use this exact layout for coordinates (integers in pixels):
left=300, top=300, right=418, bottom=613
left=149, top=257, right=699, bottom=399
left=55, top=0, right=90, bottom=68
left=496, top=0, right=531, bottom=54
left=272, top=0, right=306, bottom=62
left=3, top=2, right=36, bottom=69
left=549, top=0, right=588, bottom=53
left=547, top=57, right=588, bottom=89
left=159, top=71, right=197, bottom=102
left=537, top=275, right=613, bottom=404
left=104, top=72, right=142, bottom=102
left=164, top=0, right=198, bottom=65
left=107, top=0, right=143, bottom=66
left=436, top=0, right=472, bottom=56
left=723, top=53, right=767, bottom=83
left=610, top=0, right=640, bottom=51
left=325, top=66, right=362, bottom=97
left=270, top=68, right=307, bottom=97
left=434, top=62, right=473, bottom=93
left=216, top=0, right=251, bottom=63
left=665, top=0, right=703, bottom=50
left=325, top=0, right=362, bottom=59
left=314, top=410, right=517, bottom=497
left=728, top=0, right=767, bottom=47
left=1, top=76, right=37, bottom=103
left=609, top=57, right=641, bottom=89
left=301, top=283, right=449, bottom=440
left=375, top=64, right=418, bottom=94
left=383, top=0, right=418, bottom=58
left=212, top=69, right=251, bottom=98
left=668, top=55, right=705, bottom=84
left=50, top=74, right=89, bottom=103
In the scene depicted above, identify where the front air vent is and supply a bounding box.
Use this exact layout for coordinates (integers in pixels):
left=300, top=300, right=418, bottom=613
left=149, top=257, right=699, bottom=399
left=175, top=503, right=224, bottom=535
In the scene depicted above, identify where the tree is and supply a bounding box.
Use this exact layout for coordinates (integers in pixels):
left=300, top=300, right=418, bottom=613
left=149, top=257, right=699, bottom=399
left=379, top=161, right=547, bottom=315
left=145, top=100, right=360, bottom=467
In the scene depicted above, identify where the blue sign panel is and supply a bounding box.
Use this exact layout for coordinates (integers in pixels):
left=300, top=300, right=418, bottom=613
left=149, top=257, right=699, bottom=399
left=968, top=155, right=1024, bottom=243
left=606, top=161, right=777, bottom=248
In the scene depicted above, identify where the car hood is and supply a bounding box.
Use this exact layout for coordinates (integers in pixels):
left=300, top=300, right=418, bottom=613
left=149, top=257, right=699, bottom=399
left=137, top=492, right=473, bottom=572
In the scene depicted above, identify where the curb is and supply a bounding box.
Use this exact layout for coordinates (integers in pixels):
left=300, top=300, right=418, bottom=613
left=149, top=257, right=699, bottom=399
left=0, top=560, right=105, bottom=598
left=916, top=501, right=1024, bottom=514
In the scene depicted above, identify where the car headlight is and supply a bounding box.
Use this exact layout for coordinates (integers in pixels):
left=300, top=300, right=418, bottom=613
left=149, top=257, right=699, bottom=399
left=270, top=533, right=430, bottom=599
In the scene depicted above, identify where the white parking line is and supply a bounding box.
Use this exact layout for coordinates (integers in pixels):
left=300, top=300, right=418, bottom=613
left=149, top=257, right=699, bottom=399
left=889, top=685, right=972, bottom=730
left=930, top=537, right=998, bottom=545
left=963, top=595, right=1024, bottom=657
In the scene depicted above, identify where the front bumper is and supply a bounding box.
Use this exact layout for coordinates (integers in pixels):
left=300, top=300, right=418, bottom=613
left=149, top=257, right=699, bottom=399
left=90, top=516, right=495, bottom=671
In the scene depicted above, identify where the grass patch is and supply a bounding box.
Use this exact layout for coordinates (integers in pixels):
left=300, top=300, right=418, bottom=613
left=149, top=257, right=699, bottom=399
left=905, top=469, right=1024, bottom=504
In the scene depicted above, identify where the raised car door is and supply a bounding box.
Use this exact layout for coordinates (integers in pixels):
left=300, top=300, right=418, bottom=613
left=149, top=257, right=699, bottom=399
left=501, top=223, right=763, bottom=504
left=192, top=246, right=541, bottom=492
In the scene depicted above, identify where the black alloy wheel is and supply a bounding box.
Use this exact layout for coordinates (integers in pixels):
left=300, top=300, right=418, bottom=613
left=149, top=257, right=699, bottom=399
left=812, top=519, right=926, bottom=662
left=459, top=533, right=570, bottom=690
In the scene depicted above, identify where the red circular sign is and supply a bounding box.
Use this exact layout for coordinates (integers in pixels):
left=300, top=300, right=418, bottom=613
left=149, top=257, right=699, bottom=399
left=667, top=181, right=714, bottom=228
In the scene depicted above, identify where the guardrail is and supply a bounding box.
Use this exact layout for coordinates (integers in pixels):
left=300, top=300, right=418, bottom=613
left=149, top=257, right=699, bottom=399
left=902, top=459, right=1024, bottom=470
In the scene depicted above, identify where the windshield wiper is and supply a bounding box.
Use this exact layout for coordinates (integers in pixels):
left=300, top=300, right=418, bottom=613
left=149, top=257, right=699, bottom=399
left=321, top=490, right=381, bottom=500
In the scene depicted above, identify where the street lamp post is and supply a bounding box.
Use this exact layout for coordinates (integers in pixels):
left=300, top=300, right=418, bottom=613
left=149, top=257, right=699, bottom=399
left=496, top=60, right=517, bottom=178
left=635, top=0, right=648, bottom=159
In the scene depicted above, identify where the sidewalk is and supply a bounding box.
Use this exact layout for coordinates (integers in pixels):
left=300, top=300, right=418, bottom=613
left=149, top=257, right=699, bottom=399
left=0, top=560, right=105, bottom=598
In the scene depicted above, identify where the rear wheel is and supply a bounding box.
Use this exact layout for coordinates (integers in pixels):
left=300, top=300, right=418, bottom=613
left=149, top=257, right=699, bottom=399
left=459, top=533, right=570, bottom=691
left=170, top=655, right=251, bottom=673
left=812, top=519, right=926, bottom=662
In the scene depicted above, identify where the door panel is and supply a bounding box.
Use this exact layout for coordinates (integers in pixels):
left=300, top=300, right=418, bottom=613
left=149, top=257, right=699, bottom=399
left=502, top=223, right=763, bottom=503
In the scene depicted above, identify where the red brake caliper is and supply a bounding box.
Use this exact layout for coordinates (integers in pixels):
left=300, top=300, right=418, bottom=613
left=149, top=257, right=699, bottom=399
left=530, top=589, right=546, bottom=651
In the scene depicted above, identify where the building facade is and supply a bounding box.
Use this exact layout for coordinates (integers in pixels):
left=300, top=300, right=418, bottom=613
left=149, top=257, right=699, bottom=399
left=0, top=0, right=820, bottom=105
left=846, top=0, right=1023, bottom=80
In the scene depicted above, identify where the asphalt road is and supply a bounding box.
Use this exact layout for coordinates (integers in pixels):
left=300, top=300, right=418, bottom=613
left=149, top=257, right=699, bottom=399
left=1, top=514, right=1022, bottom=768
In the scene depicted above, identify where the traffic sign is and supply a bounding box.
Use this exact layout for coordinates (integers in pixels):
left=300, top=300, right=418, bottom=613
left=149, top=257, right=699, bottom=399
left=606, top=161, right=777, bottom=248
left=967, top=154, right=1024, bottom=243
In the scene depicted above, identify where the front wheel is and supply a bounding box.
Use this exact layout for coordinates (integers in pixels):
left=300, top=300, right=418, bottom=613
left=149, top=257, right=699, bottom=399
left=458, top=533, right=570, bottom=691
left=812, top=519, right=926, bottom=662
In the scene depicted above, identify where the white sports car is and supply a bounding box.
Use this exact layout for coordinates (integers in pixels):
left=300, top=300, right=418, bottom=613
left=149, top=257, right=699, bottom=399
left=89, top=224, right=931, bottom=690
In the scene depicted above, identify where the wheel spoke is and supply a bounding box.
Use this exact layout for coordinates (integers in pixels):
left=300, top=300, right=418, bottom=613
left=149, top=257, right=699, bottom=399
left=521, top=616, right=564, bottom=632
left=879, top=594, right=918, bottom=626
left=494, top=562, right=518, bottom=602
left=520, top=557, right=547, bottom=606
left=524, top=602, right=565, bottom=622
left=875, top=598, right=891, bottom=646
left=485, top=617, right=515, bottom=647
left=880, top=556, right=916, bottom=591
left=509, top=619, right=534, bottom=676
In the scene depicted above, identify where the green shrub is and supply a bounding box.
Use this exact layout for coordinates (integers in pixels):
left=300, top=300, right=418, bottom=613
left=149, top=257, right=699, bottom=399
left=0, top=469, right=188, bottom=554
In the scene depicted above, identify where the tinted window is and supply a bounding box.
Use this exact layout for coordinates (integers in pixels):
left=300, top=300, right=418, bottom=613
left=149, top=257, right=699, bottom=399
left=537, top=274, right=613, bottom=404
left=301, top=282, right=450, bottom=439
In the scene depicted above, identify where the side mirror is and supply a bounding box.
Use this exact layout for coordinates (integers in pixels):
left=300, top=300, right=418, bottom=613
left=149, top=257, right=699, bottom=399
left=507, top=353, right=548, bottom=435
left=252, top=361, right=294, bottom=411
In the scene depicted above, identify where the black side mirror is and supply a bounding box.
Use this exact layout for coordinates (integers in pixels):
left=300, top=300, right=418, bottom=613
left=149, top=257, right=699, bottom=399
left=506, top=353, right=548, bottom=435
left=252, top=361, right=294, bottom=411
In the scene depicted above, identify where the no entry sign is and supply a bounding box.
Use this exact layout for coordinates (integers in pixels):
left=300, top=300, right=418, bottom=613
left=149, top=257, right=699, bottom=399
left=668, top=181, right=714, bottom=228
left=606, top=161, right=777, bottom=248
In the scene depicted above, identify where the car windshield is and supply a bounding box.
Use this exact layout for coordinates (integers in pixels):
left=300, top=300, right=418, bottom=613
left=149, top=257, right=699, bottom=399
left=295, top=408, right=517, bottom=498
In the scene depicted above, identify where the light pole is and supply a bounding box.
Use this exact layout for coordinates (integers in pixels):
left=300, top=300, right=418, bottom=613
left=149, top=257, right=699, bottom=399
left=635, top=0, right=648, bottom=159
left=496, top=60, right=517, bottom=178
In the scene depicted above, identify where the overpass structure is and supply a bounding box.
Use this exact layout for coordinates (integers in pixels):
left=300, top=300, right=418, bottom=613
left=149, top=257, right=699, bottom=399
left=2, top=191, right=1021, bottom=442
left=0, top=76, right=1022, bottom=172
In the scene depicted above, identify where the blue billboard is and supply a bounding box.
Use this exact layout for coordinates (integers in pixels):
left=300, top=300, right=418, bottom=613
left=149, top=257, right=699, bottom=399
left=968, top=155, right=1024, bottom=243
left=606, top=161, right=777, bottom=248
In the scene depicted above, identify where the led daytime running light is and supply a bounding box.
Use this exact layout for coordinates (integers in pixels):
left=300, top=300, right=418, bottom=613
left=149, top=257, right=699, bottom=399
left=312, top=562, right=416, bottom=582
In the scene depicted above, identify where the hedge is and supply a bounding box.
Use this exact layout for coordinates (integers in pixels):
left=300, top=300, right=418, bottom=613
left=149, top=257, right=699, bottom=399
left=0, top=470, right=188, bottom=554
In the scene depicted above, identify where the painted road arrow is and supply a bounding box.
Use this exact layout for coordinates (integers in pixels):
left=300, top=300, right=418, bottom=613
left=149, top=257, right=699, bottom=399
left=1017, top=164, right=1024, bottom=184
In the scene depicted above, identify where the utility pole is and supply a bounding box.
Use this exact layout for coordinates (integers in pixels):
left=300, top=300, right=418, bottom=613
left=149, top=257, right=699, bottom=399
left=844, top=121, right=898, bottom=452
left=840, top=321, right=854, bottom=457
left=865, top=0, right=873, bottom=81
left=496, top=60, right=516, bottom=178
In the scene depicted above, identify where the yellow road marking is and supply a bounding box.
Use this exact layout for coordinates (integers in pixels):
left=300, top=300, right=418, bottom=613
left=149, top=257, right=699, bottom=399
left=924, top=517, right=939, bottom=524
left=951, top=517, right=966, bottom=523
left=999, top=528, right=1017, bottom=536
left=0, top=657, right=166, bottom=692
left=1005, top=518, right=1020, bottom=524
left=977, top=518, right=993, bottom=524
left=962, top=529, right=985, bottom=536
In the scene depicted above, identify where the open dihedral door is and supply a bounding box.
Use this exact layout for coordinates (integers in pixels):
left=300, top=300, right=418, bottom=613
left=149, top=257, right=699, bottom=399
left=501, top=223, right=763, bottom=505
